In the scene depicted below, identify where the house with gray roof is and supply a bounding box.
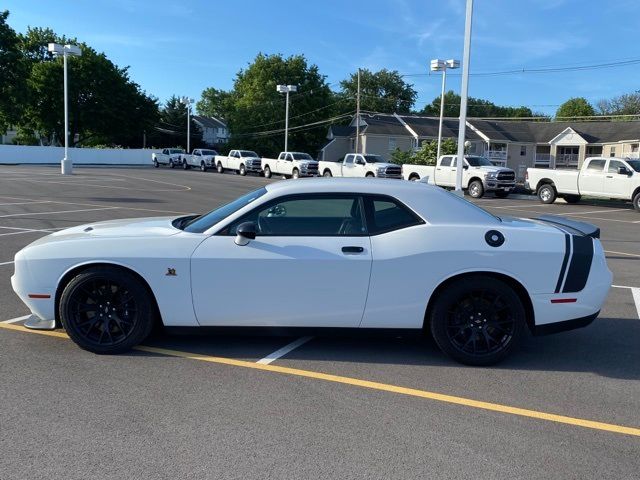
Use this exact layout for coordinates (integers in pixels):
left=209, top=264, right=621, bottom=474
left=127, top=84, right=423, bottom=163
left=192, top=115, right=229, bottom=146
left=319, top=114, right=640, bottom=180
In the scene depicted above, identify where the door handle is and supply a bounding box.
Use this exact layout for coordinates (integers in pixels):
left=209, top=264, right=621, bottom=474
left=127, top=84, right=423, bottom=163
left=342, top=246, right=364, bottom=254
left=606, top=175, right=613, bottom=178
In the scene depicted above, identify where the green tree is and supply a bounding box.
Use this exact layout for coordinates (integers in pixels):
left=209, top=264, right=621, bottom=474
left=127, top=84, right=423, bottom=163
left=420, top=90, right=533, bottom=118
left=596, top=91, right=640, bottom=117
left=340, top=68, right=417, bottom=114
left=555, top=97, right=595, bottom=120
left=196, top=87, right=232, bottom=120
left=226, top=53, right=335, bottom=157
left=151, top=95, right=202, bottom=150
left=0, top=11, right=28, bottom=133
left=389, top=148, right=414, bottom=165
left=414, top=138, right=458, bottom=165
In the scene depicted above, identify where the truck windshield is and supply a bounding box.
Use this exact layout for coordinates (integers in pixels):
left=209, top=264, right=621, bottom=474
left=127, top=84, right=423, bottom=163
left=363, top=155, right=385, bottom=163
left=182, top=187, right=267, bottom=233
left=466, top=156, right=493, bottom=167
left=292, top=153, right=313, bottom=160
left=239, top=150, right=259, bottom=157
left=627, top=160, right=640, bottom=172
left=200, top=150, right=218, bottom=155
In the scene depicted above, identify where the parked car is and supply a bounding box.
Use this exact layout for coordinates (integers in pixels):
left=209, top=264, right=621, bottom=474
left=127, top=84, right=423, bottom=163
left=403, top=155, right=516, bottom=198
left=152, top=148, right=185, bottom=168
left=214, top=150, right=263, bottom=176
left=179, top=149, right=219, bottom=171
left=12, top=178, right=611, bottom=366
left=319, top=153, right=402, bottom=179
left=261, top=152, right=318, bottom=179
left=526, top=157, right=640, bottom=211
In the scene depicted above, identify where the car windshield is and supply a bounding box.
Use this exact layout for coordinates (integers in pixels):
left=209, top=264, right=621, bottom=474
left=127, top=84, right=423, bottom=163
left=169, top=149, right=184, bottom=154
left=363, top=155, right=385, bottom=163
left=627, top=160, right=640, bottom=172
left=239, top=150, right=259, bottom=157
left=466, top=156, right=493, bottom=167
left=200, top=150, right=217, bottom=155
left=183, top=187, right=267, bottom=233
left=292, top=153, right=313, bottom=160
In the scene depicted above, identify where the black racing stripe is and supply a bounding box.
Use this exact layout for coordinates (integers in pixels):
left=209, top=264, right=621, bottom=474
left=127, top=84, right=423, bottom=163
left=555, top=234, right=571, bottom=294
left=562, top=235, right=594, bottom=293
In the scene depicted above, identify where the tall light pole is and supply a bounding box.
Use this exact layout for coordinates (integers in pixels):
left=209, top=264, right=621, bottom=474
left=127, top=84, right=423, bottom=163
left=430, top=59, right=459, bottom=161
left=180, top=96, right=194, bottom=152
left=48, top=43, right=82, bottom=175
left=277, top=85, right=297, bottom=152
left=454, top=0, right=474, bottom=195
left=355, top=68, right=361, bottom=153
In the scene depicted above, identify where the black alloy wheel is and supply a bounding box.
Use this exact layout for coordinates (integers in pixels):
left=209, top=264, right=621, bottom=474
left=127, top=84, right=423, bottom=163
left=60, top=267, right=155, bottom=354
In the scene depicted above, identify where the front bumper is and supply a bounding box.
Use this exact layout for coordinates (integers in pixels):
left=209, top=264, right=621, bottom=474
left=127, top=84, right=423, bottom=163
left=377, top=172, right=403, bottom=179
left=485, top=180, right=515, bottom=191
left=246, top=163, right=263, bottom=173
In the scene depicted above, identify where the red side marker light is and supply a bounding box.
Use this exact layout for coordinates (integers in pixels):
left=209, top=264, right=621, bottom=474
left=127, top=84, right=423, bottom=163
left=550, top=298, right=577, bottom=304
left=28, top=294, right=51, bottom=299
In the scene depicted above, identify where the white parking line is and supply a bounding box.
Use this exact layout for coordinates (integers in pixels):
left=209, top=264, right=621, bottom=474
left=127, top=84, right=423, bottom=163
left=0, top=201, right=51, bottom=206
left=0, top=315, right=30, bottom=324
left=257, top=336, right=313, bottom=365
left=0, top=261, right=14, bottom=266
left=605, top=250, right=640, bottom=258
left=0, top=207, right=117, bottom=218
left=612, top=285, right=640, bottom=319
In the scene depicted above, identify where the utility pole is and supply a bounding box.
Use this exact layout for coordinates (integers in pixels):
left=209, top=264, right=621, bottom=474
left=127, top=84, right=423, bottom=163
left=455, top=0, right=474, bottom=195
left=180, top=97, right=194, bottom=152
left=355, top=68, right=361, bottom=153
left=277, top=85, right=297, bottom=152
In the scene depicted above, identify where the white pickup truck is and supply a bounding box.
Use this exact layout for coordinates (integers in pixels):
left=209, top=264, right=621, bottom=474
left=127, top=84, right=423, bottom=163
left=214, top=150, right=263, bottom=176
left=261, top=152, right=319, bottom=179
left=318, top=153, right=402, bottom=179
left=526, top=156, right=640, bottom=211
left=402, top=155, right=516, bottom=198
left=152, top=148, right=185, bottom=168
left=178, top=149, right=219, bottom=171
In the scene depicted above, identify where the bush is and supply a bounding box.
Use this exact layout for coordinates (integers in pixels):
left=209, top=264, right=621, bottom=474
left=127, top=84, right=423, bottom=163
left=390, top=138, right=458, bottom=165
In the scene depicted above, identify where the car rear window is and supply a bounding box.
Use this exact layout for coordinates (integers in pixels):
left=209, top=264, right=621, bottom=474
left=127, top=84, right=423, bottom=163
left=364, top=195, right=423, bottom=234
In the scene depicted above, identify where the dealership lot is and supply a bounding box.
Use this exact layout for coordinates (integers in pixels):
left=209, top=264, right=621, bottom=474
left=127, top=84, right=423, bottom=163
left=0, top=166, right=638, bottom=479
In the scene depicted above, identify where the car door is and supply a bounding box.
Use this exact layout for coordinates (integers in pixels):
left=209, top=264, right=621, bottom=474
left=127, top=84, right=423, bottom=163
left=435, top=156, right=452, bottom=185
left=190, top=194, right=372, bottom=327
left=342, top=154, right=356, bottom=177
left=603, top=159, right=634, bottom=199
left=579, top=158, right=606, bottom=196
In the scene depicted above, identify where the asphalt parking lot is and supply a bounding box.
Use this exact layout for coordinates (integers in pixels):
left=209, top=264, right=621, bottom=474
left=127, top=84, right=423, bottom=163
left=0, top=165, right=638, bottom=479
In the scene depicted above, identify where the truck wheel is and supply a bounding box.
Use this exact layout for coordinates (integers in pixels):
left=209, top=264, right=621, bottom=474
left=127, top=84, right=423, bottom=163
left=169, top=160, right=174, bottom=169
left=153, top=159, right=159, bottom=168
left=429, top=275, right=525, bottom=366
left=495, top=190, right=509, bottom=198
left=216, top=162, right=224, bottom=174
left=537, top=184, right=556, bottom=204
left=633, top=191, right=640, bottom=212
left=468, top=180, right=484, bottom=198
left=365, top=172, right=375, bottom=178
left=292, top=168, right=300, bottom=179
left=564, top=194, right=581, bottom=204
left=182, top=160, right=189, bottom=170
left=200, top=161, right=207, bottom=172
left=239, top=164, right=246, bottom=176
left=264, top=165, right=272, bottom=178
left=408, top=173, right=420, bottom=182
left=323, top=170, right=332, bottom=178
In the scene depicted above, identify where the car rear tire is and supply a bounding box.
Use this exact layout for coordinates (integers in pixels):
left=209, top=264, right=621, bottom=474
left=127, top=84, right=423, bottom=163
left=200, top=161, right=207, bottom=172
left=264, top=165, right=272, bottom=178
left=409, top=173, right=420, bottom=182
left=537, top=184, right=556, bottom=204
left=292, top=168, right=300, bottom=179
left=59, top=266, right=155, bottom=354
left=564, top=194, right=581, bottom=204
left=153, top=159, right=159, bottom=168
left=365, top=172, right=375, bottom=178
left=494, top=190, right=509, bottom=198
left=429, top=275, right=525, bottom=366
left=169, top=160, right=174, bottom=169
left=633, top=191, right=640, bottom=212
left=468, top=180, right=485, bottom=198
left=217, top=162, right=224, bottom=174
left=323, top=170, right=332, bottom=177
left=239, top=164, right=246, bottom=176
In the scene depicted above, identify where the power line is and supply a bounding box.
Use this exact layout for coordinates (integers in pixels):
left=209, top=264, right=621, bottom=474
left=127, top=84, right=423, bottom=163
left=233, top=112, right=354, bottom=139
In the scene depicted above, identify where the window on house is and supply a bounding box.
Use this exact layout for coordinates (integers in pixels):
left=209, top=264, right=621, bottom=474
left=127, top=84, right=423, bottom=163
left=632, top=144, right=638, bottom=152
left=610, top=147, right=616, bottom=157
left=389, top=138, right=397, bottom=151
left=520, top=146, right=526, bottom=156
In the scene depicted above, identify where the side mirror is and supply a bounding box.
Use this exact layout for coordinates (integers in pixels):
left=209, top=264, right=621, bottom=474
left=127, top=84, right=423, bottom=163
left=618, top=166, right=631, bottom=176
left=463, top=165, right=469, bottom=170
left=235, top=221, right=257, bottom=246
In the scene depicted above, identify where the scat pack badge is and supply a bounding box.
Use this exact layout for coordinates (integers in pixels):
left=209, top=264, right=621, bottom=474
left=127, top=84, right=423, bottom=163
left=165, top=267, right=177, bottom=277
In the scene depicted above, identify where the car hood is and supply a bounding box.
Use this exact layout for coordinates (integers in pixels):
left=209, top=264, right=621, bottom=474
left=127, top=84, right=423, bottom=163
left=372, top=162, right=397, bottom=168
left=470, top=165, right=514, bottom=173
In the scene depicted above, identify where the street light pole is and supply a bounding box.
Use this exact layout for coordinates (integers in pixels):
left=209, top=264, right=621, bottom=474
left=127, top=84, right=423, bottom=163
left=180, top=96, right=194, bottom=152
left=454, top=0, right=474, bottom=195
left=277, top=85, right=297, bottom=152
left=48, top=43, right=82, bottom=175
left=430, top=59, right=459, bottom=162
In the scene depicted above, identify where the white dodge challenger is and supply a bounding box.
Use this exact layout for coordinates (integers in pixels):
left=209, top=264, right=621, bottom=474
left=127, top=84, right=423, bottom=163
left=12, top=179, right=612, bottom=365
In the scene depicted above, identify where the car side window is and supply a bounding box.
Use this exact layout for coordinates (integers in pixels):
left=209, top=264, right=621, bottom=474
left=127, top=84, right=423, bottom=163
left=345, top=155, right=354, bottom=165
left=364, top=195, right=423, bottom=235
left=440, top=157, right=451, bottom=167
left=607, top=160, right=626, bottom=173
left=227, top=195, right=366, bottom=236
left=586, top=159, right=606, bottom=172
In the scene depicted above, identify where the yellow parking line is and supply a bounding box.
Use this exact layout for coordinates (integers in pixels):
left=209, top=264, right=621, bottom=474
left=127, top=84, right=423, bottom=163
left=1, top=321, right=639, bottom=438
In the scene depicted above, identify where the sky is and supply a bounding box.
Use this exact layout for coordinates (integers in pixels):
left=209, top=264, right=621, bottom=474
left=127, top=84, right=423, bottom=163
left=5, top=0, right=640, bottom=116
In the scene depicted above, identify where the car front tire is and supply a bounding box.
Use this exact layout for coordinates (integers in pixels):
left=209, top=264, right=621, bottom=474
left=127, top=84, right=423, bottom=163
left=153, top=159, right=159, bottom=168
left=429, top=275, right=525, bottom=366
left=468, top=180, right=484, bottom=198
left=239, top=164, right=246, bottom=176
left=200, top=161, right=207, bottom=172
left=59, top=266, right=155, bottom=354
left=169, top=160, right=174, bottom=169
left=633, top=191, right=640, bottom=212
left=292, top=168, right=299, bottom=179
left=537, top=184, right=556, bottom=204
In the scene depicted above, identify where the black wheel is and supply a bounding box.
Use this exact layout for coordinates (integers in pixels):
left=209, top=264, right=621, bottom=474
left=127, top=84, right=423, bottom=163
left=430, top=275, right=525, bottom=366
left=323, top=170, right=332, bottom=177
left=633, top=191, right=640, bottom=212
left=292, top=168, right=300, bottom=179
left=564, top=194, right=581, bottom=204
left=217, top=162, right=224, bottom=174
left=59, top=266, right=155, bottom=354
left=537, top=184, right=556, bottom=204
left=153, top=159, right=159, bottom=168
left=169, top=160, right=174, bottom=169
left=200, top=161, right=207, bottom=172
left=182, top=160, right=189, bottom=170
left=239, top=164, right=246, bottom=176
left=468, top=180, right=484, bottom=198
left=264, top=165, right=272, bottom=178
left=494, top=190, right=509, bottom=198
left=365, top=172, right=375, bottom=178
left=409, top=173, right=420, bottom=182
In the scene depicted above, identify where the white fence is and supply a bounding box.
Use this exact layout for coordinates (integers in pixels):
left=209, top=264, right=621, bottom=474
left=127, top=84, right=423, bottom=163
left=0, top=145, right=160, bottom=165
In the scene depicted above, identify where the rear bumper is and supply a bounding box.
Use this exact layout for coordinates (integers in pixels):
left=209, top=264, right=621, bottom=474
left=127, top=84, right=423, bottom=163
left=531, top=311, right=599, bottom=336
